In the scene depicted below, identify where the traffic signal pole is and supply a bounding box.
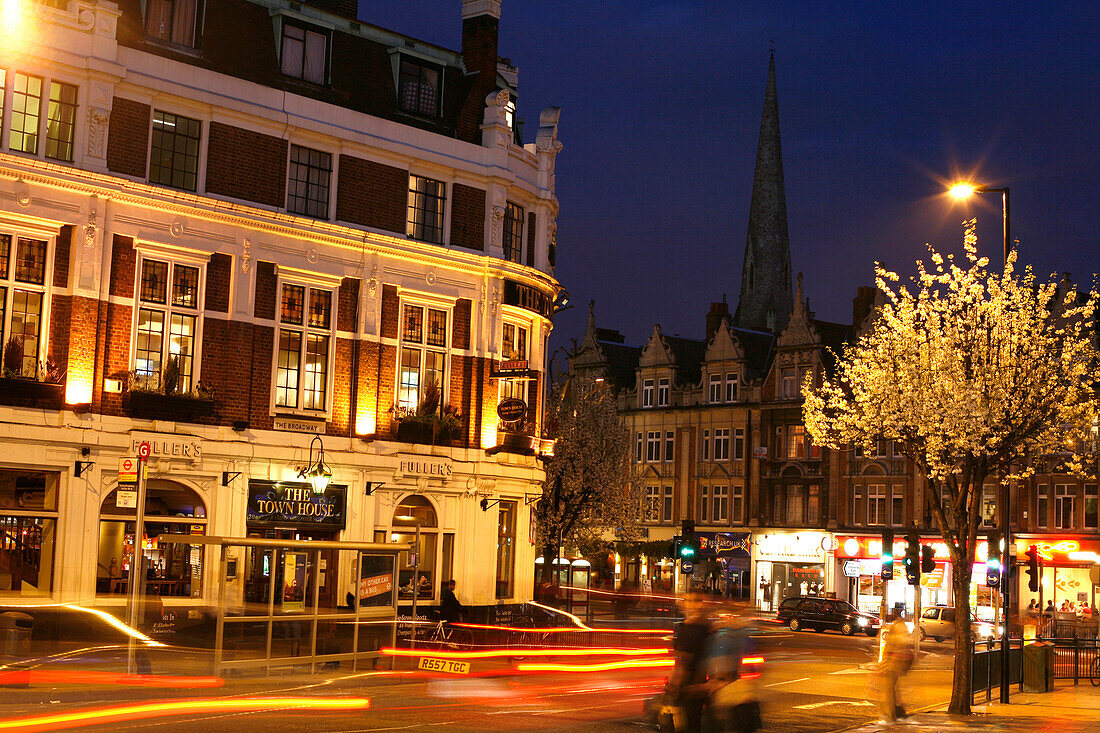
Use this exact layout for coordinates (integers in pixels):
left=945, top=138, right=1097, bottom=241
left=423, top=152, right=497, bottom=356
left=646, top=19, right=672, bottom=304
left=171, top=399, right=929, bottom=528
left=1001, top=488, right=1012, bottom=704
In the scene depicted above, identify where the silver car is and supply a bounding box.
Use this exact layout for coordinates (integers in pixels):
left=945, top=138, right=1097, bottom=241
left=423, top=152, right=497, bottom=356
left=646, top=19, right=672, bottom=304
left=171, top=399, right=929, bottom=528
left=918, top=606, right=999, bottom=642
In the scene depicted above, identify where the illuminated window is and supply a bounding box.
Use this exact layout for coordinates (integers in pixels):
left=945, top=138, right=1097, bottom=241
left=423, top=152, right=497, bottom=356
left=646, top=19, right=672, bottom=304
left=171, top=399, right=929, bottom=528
left=406, top=175, right=445, bottom=243
left=281, top=21, right=328, bottom=85
left=397, top=303, right=448, bottom=413
left=0, top=234, right=49, bottom=378
left=10, top=73, right=42, bottom=155
left=275, top=282, right=332, bottom=411
left=980, top=485, right=998, bottom=528
left=150, top=110, right=201, bottom=191
left=0, top=470, right=58, bottom=595
left=398, top=57, right=440, bottom=117
left=134, top=256, right=203, bottom=393
left=786, top=425, right=807, bottom=459
left=643, top=486, right=660, bottom=523
left=287, top=144, right=332, bottom=219
left=495, top=501, right=516, bottom=599
left=145, top=0, right=202, bottom=48
left=45, top=81, right=77, bottom=162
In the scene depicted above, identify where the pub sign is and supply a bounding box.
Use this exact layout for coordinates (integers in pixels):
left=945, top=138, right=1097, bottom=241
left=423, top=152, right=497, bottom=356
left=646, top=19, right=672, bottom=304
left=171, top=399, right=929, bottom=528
left=247, top=480, right=347, bottom=530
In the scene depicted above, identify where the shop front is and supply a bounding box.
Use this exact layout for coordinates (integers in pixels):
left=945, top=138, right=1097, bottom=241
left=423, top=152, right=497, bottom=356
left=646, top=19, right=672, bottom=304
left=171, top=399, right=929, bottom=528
left=834, top=534, right=995, bottom=620
left=752, top=531, right=829, bottom=612
left=697, top=532, right=751, bottom=599
left=1013, top=536, right=1100, bottom=617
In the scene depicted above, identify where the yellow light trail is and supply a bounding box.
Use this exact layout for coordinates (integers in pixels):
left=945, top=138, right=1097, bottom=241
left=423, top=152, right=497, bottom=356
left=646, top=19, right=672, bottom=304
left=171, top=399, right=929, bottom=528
left=0, top=696, right=370, bottom=732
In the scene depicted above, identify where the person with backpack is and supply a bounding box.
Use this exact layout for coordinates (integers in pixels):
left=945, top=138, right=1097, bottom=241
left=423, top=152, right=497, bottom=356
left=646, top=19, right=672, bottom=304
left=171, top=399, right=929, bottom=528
left=877, top=618, right=914, bottom=723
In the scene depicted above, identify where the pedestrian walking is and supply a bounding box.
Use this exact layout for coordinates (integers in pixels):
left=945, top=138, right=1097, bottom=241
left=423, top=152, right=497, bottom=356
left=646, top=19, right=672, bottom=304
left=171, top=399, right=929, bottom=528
left=705, top=612, right=763, bottom=732
left=875, top=618, right=914, bottom=723
left=668, top=591, right=713, bottom=732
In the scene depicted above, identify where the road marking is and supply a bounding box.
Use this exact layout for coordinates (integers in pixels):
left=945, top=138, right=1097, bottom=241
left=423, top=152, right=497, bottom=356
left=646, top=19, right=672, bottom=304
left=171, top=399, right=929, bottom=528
left=794, top=700, right=875, bottom=709
left=766, top=676, right=810, bottom=687
left=828, top=667, right=871, bottom=674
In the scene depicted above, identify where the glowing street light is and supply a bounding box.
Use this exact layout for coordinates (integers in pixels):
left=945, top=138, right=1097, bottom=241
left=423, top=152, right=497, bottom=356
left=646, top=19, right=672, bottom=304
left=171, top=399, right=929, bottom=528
left=947, top=180, right=1011, bottom=264
left=298, top=435, right=332, bottom=493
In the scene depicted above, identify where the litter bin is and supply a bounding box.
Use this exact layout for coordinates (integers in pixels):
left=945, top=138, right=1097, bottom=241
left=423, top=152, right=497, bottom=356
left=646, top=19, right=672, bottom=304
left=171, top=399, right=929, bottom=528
left=0, top=612, right=32, bottom=658
left=1022, top=641, right=1054, bottom=692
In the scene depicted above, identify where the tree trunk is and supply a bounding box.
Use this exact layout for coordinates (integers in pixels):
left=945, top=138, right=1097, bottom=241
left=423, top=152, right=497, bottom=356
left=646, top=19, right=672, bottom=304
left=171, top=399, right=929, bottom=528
left=948, top=556, right=974, bottom=715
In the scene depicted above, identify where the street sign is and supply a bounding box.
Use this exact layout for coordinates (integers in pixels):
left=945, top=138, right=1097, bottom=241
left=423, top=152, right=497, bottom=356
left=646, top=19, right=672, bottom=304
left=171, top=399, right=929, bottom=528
left=680, top=560, right=694, bottom=574
left=116, top=490, right=137, bottom=508
left=843, top=560, right=862, bottom=578
left=118, top=457, right=139, bottom=483
left=137, top=442, right=151, bottom=459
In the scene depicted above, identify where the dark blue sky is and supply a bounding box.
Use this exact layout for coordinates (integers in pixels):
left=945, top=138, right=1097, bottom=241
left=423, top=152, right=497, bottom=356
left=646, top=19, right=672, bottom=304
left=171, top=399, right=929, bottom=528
left=360, top=1, right=1098, bottom=351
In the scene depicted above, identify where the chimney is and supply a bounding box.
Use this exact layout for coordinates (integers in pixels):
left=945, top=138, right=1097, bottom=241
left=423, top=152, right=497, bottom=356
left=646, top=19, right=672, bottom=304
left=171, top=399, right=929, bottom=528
left=459, top=1, right=502, bottom=141
left=304, top=1, right=359, bottom=20
left=852, top=286, right=876, bottom=328
left=706, top=301, right=730, bottom=343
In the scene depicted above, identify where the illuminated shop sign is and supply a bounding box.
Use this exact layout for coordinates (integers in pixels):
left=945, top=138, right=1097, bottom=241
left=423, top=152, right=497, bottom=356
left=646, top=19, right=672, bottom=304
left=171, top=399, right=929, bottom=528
left=698, top=532, right=751, bottom=557
left=246, top=480, right=347, bottom=530
left=1013, top=538, right=1099, bottom=563
left=754, top=532, right=827, bottom=562
left=834, top=535, right=991, bottom=563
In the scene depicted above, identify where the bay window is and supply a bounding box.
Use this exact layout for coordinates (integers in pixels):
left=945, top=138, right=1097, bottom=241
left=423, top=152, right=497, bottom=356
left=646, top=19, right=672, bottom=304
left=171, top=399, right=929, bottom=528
left=275, top=282, right=332, bottom=411
left=499, top=320, right=528, bottom=402
left=397, top=302, right=448, bottom=413
left=134, top=256, right=202, bottom=392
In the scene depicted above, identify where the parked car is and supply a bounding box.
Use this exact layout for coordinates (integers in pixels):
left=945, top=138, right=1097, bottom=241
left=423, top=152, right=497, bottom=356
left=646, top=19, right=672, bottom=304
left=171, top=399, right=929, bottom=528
left=776, top=597, right=880, bottom=636
left=918, top=606, right=1001, bottom=642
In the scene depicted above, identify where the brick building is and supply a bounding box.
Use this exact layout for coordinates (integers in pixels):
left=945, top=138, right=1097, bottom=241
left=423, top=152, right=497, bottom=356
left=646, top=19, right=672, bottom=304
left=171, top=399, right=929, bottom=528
left=574, top=55, right=1099, bottom=619
left=0, top=0, right=562, bottom=617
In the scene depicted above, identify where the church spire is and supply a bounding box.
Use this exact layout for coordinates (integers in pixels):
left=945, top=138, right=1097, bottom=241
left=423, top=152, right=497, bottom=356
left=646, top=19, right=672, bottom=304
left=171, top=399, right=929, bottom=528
left=734, top=51, right=793, bottom=333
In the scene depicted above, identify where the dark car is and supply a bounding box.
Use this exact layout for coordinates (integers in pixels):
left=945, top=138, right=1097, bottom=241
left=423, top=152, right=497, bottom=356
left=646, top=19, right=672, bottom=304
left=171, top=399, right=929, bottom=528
left=776, top=596, right=880, bottom=636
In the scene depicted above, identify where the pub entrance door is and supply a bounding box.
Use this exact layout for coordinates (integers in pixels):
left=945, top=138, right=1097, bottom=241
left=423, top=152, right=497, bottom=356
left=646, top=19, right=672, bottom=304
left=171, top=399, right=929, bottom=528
left=246, top=528, right=339, bottom=610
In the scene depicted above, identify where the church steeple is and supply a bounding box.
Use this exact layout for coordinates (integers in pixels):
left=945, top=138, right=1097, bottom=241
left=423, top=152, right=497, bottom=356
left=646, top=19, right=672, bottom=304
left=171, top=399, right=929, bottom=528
left=734, top=52, right=793, bottom=333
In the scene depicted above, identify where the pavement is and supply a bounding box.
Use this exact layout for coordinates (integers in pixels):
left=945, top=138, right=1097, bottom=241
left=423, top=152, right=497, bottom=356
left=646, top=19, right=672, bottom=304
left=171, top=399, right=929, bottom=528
left=841, top=681, right=1100, bottom=732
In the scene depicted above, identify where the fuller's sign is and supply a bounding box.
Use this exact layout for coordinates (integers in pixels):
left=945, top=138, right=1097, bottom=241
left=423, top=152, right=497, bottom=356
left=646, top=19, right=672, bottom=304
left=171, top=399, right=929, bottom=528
left=129, top=432, right=202, bottom=461
left=246, top=480, right=347, bottom=529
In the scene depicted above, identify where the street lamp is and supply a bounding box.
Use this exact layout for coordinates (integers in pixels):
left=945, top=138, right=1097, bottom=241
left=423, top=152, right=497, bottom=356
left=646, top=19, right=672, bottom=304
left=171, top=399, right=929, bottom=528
left=949, top=179, right=1013, bottom=704
left=948, top=182, right=1011, bottom=265
left=298, top=435, right=332, bottom=493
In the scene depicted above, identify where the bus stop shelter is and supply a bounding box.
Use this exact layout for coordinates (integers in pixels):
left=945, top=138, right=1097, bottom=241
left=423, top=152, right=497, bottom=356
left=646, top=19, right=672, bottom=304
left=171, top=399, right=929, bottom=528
left=159, top=535, right=402, bottom=676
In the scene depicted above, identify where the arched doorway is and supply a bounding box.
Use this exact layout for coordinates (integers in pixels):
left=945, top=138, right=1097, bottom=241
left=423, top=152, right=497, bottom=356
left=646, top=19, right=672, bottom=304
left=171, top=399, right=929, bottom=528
left=97, top=479, right=207, bottom=598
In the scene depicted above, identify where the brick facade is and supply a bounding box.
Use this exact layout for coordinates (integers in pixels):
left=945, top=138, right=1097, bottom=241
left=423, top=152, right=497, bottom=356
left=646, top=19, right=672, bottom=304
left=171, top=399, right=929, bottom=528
left=205, top=253, right=232, bottom=313
left=335, top=155, right=407, bottom=233
left=105, top=98, right=150, bottom=179
left=110, top=235, right=136, bottom=298
left=450, top=184, right=486, bottom=251
left=254, top=262, right=277, bottom=320
left=205, top=122, right=288, bottom=209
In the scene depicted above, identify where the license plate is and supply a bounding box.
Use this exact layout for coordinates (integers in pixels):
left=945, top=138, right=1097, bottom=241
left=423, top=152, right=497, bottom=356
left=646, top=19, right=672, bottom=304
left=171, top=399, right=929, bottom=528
left=418, top=656, right=471, bottom=675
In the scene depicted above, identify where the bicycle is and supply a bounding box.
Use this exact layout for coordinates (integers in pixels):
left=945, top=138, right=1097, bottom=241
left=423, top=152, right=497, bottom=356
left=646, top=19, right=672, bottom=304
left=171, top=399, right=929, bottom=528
left=1090, top=655, right=1100, bottom=687
left=423, top=619, right=474, bottom=650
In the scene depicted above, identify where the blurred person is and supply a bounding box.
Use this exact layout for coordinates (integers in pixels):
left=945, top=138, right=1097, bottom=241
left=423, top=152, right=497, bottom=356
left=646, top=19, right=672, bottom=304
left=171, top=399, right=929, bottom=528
left=705, top=611, right=763, bottom=733
left=668, top=591, right=714, bottom=732
left=875, top=618, right=914, bottom=723
left=440, top=579, right=465, bottom=623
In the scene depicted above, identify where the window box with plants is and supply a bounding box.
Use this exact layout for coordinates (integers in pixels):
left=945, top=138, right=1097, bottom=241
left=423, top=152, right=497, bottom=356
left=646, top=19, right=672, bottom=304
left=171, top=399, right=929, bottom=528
left=392, top=384, right=464, bottom=446
left=123, top=356, right=215, bottom=421
left=0, top=336, right=64, bottom=407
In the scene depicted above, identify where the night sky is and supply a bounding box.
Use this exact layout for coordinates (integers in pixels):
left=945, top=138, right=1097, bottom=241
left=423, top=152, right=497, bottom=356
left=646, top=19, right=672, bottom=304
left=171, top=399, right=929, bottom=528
left=359, top=1, right=1098, bottom=354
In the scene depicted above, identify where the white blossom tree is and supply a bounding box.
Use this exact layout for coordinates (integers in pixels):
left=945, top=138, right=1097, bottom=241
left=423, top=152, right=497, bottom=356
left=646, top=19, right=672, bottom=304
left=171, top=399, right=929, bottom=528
left=803, top=222, right=1099, bottom=715
left=535, top=378, right=644, bottom=585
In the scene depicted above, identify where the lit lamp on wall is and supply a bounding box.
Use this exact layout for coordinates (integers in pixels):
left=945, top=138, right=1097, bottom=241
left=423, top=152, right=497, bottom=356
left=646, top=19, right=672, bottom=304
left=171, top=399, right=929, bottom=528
left=298, top=435, right=332, bottom=493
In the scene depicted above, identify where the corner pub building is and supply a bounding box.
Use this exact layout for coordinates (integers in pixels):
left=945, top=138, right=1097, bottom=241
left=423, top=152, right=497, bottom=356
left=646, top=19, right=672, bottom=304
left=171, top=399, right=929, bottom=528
left=0, top=0, right=562, bottom=624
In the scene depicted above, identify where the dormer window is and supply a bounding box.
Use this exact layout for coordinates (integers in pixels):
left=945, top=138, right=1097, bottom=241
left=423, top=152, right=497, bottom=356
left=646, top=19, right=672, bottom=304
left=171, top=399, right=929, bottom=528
left=656, top=377, right=669, bottom=407
left=398, top=57, right=440, bottom=117
left=146, top=0, right=202, bottom=48
left=281, top=21, right=328, bottom=85
left=641, top=378, right=654, bottom=408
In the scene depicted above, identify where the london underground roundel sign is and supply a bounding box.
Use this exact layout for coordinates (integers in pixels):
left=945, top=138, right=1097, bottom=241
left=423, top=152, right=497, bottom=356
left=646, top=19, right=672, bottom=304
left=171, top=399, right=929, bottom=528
left=497, top=398, right=527, bottom=423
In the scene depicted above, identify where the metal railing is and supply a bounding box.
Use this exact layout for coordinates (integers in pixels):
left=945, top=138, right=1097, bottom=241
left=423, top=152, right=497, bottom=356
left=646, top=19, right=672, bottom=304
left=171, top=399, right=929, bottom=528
left=1037, top=636, right=1100, bottom=683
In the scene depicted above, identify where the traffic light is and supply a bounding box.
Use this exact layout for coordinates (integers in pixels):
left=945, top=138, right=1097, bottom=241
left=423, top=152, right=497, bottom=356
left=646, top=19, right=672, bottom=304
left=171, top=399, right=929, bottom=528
left=921, top=545, right=935, bottom=574
left=880, top=529, right=894, bottom=581
left=679, top=520, right=698, bottom=569
left=986, top=533, right=1002, bottom=588
left=904, top=531, right=920, bottom=585
left=1025, top=545, right=1039, bottom=593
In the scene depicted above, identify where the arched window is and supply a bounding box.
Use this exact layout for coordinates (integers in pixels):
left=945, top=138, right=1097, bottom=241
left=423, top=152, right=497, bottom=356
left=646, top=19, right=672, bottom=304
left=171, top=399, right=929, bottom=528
left=384, top=495, right=451, bottom=602
left=98, top=479, right=207, bottom=598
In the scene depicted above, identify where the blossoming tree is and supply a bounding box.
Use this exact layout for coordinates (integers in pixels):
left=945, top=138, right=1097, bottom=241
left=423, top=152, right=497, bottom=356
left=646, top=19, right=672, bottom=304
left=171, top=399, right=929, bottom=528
left=803, top=222, right=1098, bottom=714
left=535, top=378, right=644, bottom=585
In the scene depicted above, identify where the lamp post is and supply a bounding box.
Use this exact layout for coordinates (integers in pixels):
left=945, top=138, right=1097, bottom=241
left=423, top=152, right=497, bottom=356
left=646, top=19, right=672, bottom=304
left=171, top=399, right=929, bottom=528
left=949, top=180, right=1013, bottom=704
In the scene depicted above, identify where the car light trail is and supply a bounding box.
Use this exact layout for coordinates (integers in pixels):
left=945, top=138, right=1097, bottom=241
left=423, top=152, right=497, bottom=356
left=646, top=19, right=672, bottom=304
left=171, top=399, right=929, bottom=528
left=516, top=658, right=676, bottom=673
left=525, top=601, right=669, bottom=634
left=0, top=670, right=223, bottom=688
left=382, top=647, right=670, bottom=659
left=0, top=696, right=370, bottom=732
